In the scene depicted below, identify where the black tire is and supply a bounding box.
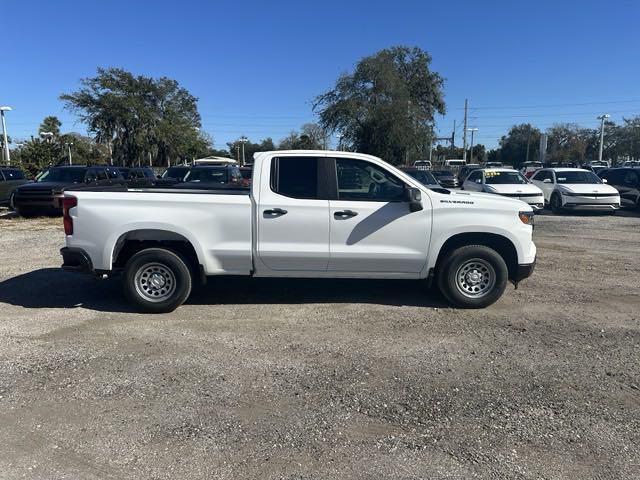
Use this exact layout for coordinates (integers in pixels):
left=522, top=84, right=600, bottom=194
left=123, top=248, right=192, bottom=313
left=437, top=245, right=509, bottom=309
left=550, top=193, right=563, bottom=214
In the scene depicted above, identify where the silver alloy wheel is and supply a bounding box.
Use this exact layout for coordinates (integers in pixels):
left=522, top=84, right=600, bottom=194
left=455, top=258, right=496, bottom=298
left=134, top=262, right=177, bottom=303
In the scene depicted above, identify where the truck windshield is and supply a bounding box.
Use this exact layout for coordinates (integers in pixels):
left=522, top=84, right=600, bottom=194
left=37, top=168, right=86, bottom=183
left=183, top=167, right=229, bottom=183
left=485, top=171, right=528, bottom=185
left=556, top=171, right=601, bottom=184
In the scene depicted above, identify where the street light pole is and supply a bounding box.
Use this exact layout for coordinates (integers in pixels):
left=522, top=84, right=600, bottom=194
left=239, top=136, right=248, bottom=166
left=467, top=128, right=478, bottom=163
left=597, top=114, right=610, bottom=163
left=0, top=106, right=12, bottom=165
left=67, top=143, right=73, bottom=165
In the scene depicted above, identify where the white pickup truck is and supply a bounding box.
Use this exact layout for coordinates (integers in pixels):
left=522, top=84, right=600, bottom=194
left=60, top=150, right=536, bottom=313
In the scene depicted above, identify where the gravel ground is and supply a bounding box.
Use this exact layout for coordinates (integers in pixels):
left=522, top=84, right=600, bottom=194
left=0, top=208, right=639, bottom=479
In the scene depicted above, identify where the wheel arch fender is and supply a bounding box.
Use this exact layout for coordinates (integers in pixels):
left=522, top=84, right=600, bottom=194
left=105, top=223, right=206, bottom=271
left=429, top=230, right=521, bottom=280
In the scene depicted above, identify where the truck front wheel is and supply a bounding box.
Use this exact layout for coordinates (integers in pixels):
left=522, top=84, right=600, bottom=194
left=437, top=245, right=508, bottom=309
left=123, top=248, right=192, bottom=313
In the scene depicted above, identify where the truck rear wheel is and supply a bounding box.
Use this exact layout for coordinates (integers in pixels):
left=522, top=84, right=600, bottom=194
left=437, top=245, right=508, bottom=309
left=123, top=248, right=192, bottom=313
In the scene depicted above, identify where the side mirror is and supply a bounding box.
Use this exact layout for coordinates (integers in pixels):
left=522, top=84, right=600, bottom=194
left=405, top=187, right=423, bottom=212
left=601, top=178, right=608, bottom=183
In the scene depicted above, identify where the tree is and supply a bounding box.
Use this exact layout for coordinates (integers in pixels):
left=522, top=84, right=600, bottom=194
left=313, top=46, right=445, bottom=165
left=226, top=137, right=275, bottom=164
left=39, top=116, right=62, bottom=136
left=496, top=124, right=541, bottom=167
left=277, top=123, right=327, bottom=150
left=61, top=67, right=209, bottom=166
left=546, top=123, right=595, bottom=163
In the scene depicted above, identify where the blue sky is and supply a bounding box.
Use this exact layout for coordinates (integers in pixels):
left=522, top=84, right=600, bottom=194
left=2, top=0, right=639, bottom=150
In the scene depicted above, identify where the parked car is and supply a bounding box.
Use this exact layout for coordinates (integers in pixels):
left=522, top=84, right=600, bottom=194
left=155, top=165, right=191, bottom=186
left=621, top=160, right=640, bottom=168
left=117, top=167, right=157, bottom=187
left=0, top=167, right=30, bottom=208
left=412, top=160, right=432, bottom=169
left=530, top=168, right=620, bottom=213
left=60, top=150, right=536, bottom=313
left=520, top=161, right=543, bottom=178
left=431, top=170, right=459, bottom=188
left=582, top=165, right=608, bottom=175
left=598, top=168, right=640, bottom=210
left=457, top=164, right=481, bottom=184
left=239, top=166, right=253, bottom=187
left=13, top=165, right=126, bottom=216
left=399, top=167, right=443, bottom=190
left=171, top=164, right=244, bottom=189
left=462, top=168, right=544, bottom=211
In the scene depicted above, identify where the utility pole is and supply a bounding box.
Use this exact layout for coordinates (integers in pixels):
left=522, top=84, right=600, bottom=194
left=597, top=114, right=610, bottom=162
left=462, top=99, right=468, bottom=162
left=239, top=136, right=248, bottom=166
left=467, top=128, right=478, bottom=163
left=452, top=120, right=456, bottom=151
left=525, top=125, right=531, bottom=163
left=0, top=106, right=12, bottom=165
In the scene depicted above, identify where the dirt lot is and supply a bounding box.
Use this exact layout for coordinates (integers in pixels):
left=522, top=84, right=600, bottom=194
left=0, top=209, right=639, bottom=479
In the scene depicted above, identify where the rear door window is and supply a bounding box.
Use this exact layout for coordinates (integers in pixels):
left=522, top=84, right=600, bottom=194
left=270, top=157, right=320, bottom=199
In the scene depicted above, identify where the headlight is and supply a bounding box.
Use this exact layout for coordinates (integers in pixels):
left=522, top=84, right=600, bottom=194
left=518, top=211, right=534, bottom=226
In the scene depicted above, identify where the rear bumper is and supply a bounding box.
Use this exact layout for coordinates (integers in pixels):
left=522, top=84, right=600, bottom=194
left=60, top=247, right=94, bottom=273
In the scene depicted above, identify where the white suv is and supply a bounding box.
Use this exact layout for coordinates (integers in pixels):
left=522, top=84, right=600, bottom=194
left=462, top=168, right=544, bottom=211
left=530, top=168, right=620, bottom=213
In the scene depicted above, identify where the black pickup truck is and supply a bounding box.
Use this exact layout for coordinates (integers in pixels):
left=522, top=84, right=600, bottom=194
left=0, top=167, right=30, bottom=207
left=13, top=165, right=126, bottom=216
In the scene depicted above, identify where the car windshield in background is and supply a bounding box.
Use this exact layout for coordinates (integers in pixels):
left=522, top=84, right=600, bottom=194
left=432, top=171, right=453, bottom=178
left=37, top=168, right=86, bottom=183
left=406, top=170, right=438, bottom=185
left=183, top=168, right=229, bottom=183
left=556, top=171, right=601, bottom=184
left=485, top=171, right=528, bottom=185
left=162, top=167, right=189, bottom=179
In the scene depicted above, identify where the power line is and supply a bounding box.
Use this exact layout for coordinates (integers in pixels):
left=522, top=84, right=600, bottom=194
left=449, top=98, right=640, bottom=110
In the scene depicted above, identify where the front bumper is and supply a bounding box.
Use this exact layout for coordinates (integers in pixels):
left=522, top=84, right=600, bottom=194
left=60, top=247, right=94, bottom=273
left=512, top=258, right=536, bottom=285
left=561, top=194, right=620, bottom=211
left=562, top=202, right=620, bottom=211
left=14, top=193, right=64, bottom=212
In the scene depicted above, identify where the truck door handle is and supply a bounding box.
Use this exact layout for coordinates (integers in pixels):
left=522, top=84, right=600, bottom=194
left=264, top=208, right=288, bottom=216
left=334, top=209, right=358, bottom=219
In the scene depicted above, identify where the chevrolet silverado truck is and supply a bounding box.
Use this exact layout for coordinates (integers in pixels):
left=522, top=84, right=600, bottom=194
left=60, top=150, right=536, bottom=313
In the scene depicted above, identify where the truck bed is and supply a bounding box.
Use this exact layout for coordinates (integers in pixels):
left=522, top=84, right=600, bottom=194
left=66, top=189, right=253, bottom=275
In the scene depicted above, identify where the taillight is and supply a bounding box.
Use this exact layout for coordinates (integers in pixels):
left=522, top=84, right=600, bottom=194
left=63, top=196, right=77, bottom=235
